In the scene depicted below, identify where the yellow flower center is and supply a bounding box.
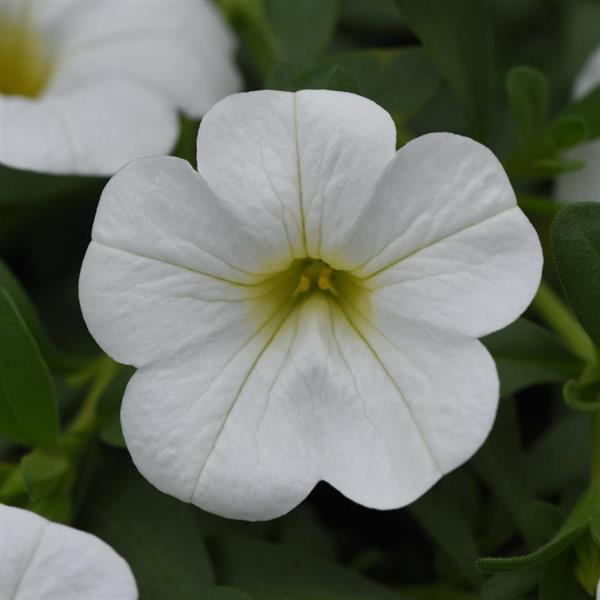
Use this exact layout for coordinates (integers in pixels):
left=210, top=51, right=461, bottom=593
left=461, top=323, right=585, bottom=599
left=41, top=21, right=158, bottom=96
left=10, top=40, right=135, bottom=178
left=0, top=6, right=54, bottom=97
left=293, top=260, right=339, bottom=296
left=261, top=257, right=369, bottom=314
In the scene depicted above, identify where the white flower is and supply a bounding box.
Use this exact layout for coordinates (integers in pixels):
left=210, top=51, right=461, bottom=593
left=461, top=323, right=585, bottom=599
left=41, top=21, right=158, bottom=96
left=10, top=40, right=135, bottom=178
left=556, top=47, right=600, bottom=202
left=0, top=0, right=240, bottom=175
left=79, top=90, right=542, bottom=521
left=0, top=503, right=137, bottom=599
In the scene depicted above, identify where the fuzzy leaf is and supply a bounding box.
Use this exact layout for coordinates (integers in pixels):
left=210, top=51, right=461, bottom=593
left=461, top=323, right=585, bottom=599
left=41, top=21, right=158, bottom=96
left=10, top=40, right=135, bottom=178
left=482, top=318, right=583, bottom=397
left=547, top=115, right=590, bottom=152
left=506, top=66, right=548, bottom=151
left=552, top=202, right=600, bottom=348
left=477, top=488, right=599, bottom=574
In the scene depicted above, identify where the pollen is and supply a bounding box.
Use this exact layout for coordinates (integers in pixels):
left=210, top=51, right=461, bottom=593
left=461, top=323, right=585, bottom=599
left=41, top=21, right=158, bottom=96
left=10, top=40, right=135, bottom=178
left=0, top=6, right=54, bottom=97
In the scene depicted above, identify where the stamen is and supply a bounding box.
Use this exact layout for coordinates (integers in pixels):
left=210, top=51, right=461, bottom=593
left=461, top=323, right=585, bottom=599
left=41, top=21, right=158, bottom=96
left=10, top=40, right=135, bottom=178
left=318, top=267, right=335, bottom=292
left=293, top=273, right=311, bottom=295
left=290, top=261, right=340, bottom=298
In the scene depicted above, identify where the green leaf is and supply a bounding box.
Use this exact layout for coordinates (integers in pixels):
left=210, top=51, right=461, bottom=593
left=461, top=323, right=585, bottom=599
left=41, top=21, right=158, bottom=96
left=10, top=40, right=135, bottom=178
left=220, top=0, right=339, bottom=77
left=574, top=533, right=600, bottom=596
left=566, top=84, right=600, bottom=140
left=209, top=535, right=407, bottom=600
left=320, top=65, right=363, bottom=94
left=479, top=499, right=520, bottom=556
left=539, top=553, right=581, bottom=600
left=400, top=586, right=477, bottom=600
left=477, top=488, right=599, bottom=574
left=21, top=450, right=73, bottom=523
left=301, top=47, right=441, bottom=124
left=277, top=506, right=337, bottom=560
left=0, top=163, right=104, bottom=207
left=0, top=288, right=59, bottom=447
left=526, top=414, right=589, bottom=497
left=480, top=569, right=541, bottom=600
left=393, top=0, right=496, bottom=138
left=0, top=260, right=82, bottom=372
left=517, top=194, right=563, bottom=218
left=97, top=366, right=135, bottom=448
left=80, top=462, right=215, bottom=600
left=477, top=526, right=581, bottom=575
left=0, top=463, right=14, bottom=488
left=472, top=399, right=540, bottom=545
left=546, top=115, right=590, bottom=152
left=482, top=318, right=584, bottom=397
left=528, top=157, right=585, bottom=177
left=551, top=202, right=600, bottom=348
left=0, top=463, right=27, bottom=504
left=21, top=453, right=69, bottom=499
left=410, top=480, right=483, bottom=587
left=340, top=0, right=405, bottom=33
left=217, top=0, right=279, bottom=76
left=591, top=502, right=600, bottom=546
left=506, top=66, right=549, bottom=151
left=263, top=0, right=340, bottom=66
left=211, top=588, right=255, bottom=600
left=266, top=62, right=299, bottom=91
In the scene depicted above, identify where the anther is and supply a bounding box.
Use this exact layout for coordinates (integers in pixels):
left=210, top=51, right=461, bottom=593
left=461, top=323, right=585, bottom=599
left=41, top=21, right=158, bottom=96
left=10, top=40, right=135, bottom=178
left=317, top=267, right=334, bottom=292
left=293, top=273, right=311, bottom=295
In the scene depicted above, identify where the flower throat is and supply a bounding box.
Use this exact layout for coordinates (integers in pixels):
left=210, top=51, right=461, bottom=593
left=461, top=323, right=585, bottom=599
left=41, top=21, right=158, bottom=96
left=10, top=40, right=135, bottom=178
left=293, top=259, right=338, bottom=296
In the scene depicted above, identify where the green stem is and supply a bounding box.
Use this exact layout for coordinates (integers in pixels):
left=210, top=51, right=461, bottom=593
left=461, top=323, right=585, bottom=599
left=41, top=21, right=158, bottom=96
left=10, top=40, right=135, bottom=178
left=62, top=356, right=117, bottom=459
left=592, top=410, right=600, bottom=488
left=531, top=281, right=595, bottom=362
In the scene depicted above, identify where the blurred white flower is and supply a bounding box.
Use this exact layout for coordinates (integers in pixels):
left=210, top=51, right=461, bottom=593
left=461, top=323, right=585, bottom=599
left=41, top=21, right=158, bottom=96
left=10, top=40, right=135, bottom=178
left=79, top=90, right=542, bottom=521
left=556, top=47, right=600, bottom=202
left=1, top=503, right=137, bottom=599
left=0, top=0, right=240, bottom=175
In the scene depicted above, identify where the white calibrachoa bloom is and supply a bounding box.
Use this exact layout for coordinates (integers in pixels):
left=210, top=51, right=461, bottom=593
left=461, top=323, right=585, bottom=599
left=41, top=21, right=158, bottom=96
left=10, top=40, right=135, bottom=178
left=556, top=47, right=600, bottom=202
left=0, top=504, right=137, bottom=599
left=79, top=90, right=543, bottom=521
left=0, top=0, right=239, bottom=175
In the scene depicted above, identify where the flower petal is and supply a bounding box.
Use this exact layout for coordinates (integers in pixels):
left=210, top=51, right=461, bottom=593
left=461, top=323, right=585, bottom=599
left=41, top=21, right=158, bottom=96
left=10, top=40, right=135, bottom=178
left=122, top=294, right=497, bottom=520
left=341, top=133, right=542, bottom=336
left=80, top=156, right=292, bottom=366
left=196, top=90, right=396, bottom=261
left=572, top=46, right=600, bottom=98
left=1, top=79, right=177, bottom=175
left=556, top=140, right=600, bottom=203
left=1, top=504, right=137, bottom=599
left=42, top=0, right=240, bottom=116
left=121, top=299, right=316, bottom=521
